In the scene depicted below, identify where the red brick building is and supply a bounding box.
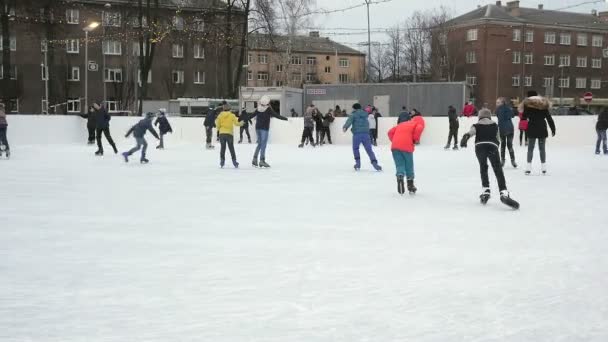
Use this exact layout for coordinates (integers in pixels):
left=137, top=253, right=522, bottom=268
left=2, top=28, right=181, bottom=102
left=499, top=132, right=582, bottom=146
left=433, top=1, right=608, bottom=110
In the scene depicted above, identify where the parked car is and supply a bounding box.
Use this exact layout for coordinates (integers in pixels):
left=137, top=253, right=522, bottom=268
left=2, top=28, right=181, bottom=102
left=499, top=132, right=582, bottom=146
left=550, top=106, right=594, bottom=116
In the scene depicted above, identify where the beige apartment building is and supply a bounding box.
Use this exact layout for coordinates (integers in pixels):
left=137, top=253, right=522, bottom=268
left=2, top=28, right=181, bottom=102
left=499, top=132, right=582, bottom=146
left=246, top=32, right=366, bottom=88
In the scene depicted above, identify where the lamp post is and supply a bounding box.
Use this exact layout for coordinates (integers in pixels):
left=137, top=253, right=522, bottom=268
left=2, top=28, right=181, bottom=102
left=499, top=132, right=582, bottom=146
left=496, top=48, right=512, bottom=101
left=83, top=22, right=100, bottom=112
left=364, top=0, right=371, bottom=82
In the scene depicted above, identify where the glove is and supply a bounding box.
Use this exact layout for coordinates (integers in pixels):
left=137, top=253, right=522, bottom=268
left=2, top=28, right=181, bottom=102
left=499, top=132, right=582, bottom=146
left=125, top=134, right=129, bottom=138
left=343, top=128, right=348, bottom=133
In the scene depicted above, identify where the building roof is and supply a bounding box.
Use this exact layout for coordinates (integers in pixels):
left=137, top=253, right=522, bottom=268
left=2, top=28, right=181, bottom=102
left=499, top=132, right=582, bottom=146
left=248, top=33, right=365, bottom=56
left=77, top=0, right=215, bottom=10
left=445, top=3, right=608, bottom=31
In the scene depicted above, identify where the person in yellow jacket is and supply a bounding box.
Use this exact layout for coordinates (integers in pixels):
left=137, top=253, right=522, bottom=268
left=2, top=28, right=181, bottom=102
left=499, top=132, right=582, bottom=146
left=215, top=103, right=244, bottom=168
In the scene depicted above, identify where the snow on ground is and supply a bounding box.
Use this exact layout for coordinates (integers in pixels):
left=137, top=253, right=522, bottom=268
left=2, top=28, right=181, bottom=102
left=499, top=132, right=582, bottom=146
left=1, top=141, right=607, bottom=342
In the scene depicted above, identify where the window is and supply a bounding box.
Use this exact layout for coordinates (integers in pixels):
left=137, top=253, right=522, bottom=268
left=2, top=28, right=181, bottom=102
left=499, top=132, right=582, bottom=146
left=41, top=65, right=48, bottom=80
left=258, top=54, right=267, bottom=64
left=439, top=33, right=447, bottom=45
left=592, top=35, right=603, bottom=47
left=292, top=72, right=302, bottom=81
left=102, top=11, right=121, bottom=27
left=465, top=74, right=477, bottom=86
left=576, top=78, right=586, bottom=89
left=290, top=55, right=302, bottom=65
left=306, top=56, right=317, bottom=65
left=194, top=44, right=205, bottom=59
left=0, top=65, right=17, bottom=80
left=339, top=58, right=350, bottom=68
left=466, top=29, right=478, bottom=41
left=577, top=56, right=587, bottom=68
left=247, top=70, right=252, bottom=80
left=41, top=39, right=47, bottom=52
left=524, top=75, right=532, bottom=87
left=106, top=101, right=120, bottom=113
left=172, top=44, right=184, bottom=58
left=132, top=16, right=148, bottom=28
left=67, top=99, right=81, bottom=113
left=524, top=52, right=533, bottom=65
left=306, top=73, right=315, bottom=82
left=512, top=75, right=520, bottom=87
left=8, top=99, right=18, bottom=113
left=194, top=71, right=205, bottom=84
left=544, top=32, right=556, bottom=44
left=543, top=77, right=554, bottom=88
left=194, top=19, right=204, bottom=32
left=560, top=33, right=571, bottom=45
left=275, top=80, right=284, bottom=87
left=68, top=66, right=80, bottom=81
left=137, top=69, right=152, bottom=85
left=248, top=54, right=253, bottom=65
left=103, top=40, right=122, bottom=55
left=42, top=99, right=48, bottom=114
left=173, top=16, right=184, bottom=30
left=513, top=29, right=521, bottom=42
left=440, top=56, right=448, bottom=66
left=559, top=55, right=570, bottom=67
left=591, top=79, right=601, bottom=89
left=525, top=30, right=534, bottom=42
left=466, top=51, right=477, bottom=64
left=339, top=74, right=349, bottom=83
left=105, top=68, right=123, bottom=82
left=512, top=51, right=521, bottom=64
left=133, top=42, right=149, bottom=56
left=257, top=72, right=269, bottom=80
left=559, top=77, right=570, bottom=88
left=172, top=70, right=184, bottom=84
left=276, top=64, right=283, bottom=72
left=577, top=33, right=588, bottom=46
left=544, top=54, right=555, bottom=66
left=592, top=58, right=602, bottom=69
left=66, top=9, right=79, bottom=24
left=66, top=39, right=79, bottom=54
left=325, top=66, right=331, bottom=73
left=0, top=35, right=16, bottom=51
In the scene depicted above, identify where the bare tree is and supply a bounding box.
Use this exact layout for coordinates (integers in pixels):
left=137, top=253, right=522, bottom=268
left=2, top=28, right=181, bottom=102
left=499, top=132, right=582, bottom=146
left=369, top=43, right=389, bottom=82
left=136, top=0, right=161, bottom=115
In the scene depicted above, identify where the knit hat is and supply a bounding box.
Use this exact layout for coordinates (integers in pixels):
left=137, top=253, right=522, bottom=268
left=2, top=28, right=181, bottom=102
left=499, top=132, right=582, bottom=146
left=352, top=103, right=362, bottom=110
left=478, top=108, right=492, bottom=119
left=258, top=95, right=270, bottom=111
left=527, top=90, right=538, bottom=97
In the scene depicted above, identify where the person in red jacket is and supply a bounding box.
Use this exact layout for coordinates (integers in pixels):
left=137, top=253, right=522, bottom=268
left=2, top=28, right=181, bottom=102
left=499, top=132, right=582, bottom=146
left=462, top=101, right=477, bottom=117
left=387, top=111, right=425, bottom=195
left=518, top=111, right=528, bottom=146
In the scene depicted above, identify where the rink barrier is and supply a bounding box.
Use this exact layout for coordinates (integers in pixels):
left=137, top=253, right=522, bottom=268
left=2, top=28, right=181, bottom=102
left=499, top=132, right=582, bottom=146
left=7, top=115, right=599, bottom=147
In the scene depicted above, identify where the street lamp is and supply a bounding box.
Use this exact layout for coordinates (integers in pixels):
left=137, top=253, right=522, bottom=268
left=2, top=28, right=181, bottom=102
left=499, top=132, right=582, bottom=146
left=83, top=22, right=100, bottom=112
left=496, top=48, right=512, bottom=101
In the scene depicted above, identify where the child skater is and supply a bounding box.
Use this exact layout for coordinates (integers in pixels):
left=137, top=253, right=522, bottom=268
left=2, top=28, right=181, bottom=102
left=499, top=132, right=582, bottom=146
left=122, top=112, right=160, bottom=164
left=0, top=103, right=9, bottom=159
left=343, top=103, right=382, bottom=171
left=215, top=103, right=243, bottom=168
left=154, top=108, right=173, bottom=149
left=388, top=110, right=425, bottom=195
left=518, top=110, right=528, bottom=146
left=460, top=108, right=519, bottom=209
left=595, top=108, right=608, bottom=155
left=299, top=105, right=316, bottom=148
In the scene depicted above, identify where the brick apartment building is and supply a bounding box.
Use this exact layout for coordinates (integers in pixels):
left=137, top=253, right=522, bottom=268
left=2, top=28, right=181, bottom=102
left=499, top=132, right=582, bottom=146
left=246, top=32, right=366, bottom=87
left=433, top=1, right=608, bottom=109
left=0, top=0, right=245, bottom=114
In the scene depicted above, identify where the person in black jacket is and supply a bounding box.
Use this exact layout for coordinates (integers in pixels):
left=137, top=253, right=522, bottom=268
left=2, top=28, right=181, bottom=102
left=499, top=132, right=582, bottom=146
left=521, top=90, right=556, bottom=175
left=203, top=105, right=217, bottom=149
left=320, top=109, right=334, bottom=145
left=596, top=108, right=608, bottom=155
left=122, top=112, right=160, bottom=164
left=238, top=107, right=253, bottom=144
left=445, top=105, right=459, bottom=150
left=312, top=108, right=323, bottom=145
left=154, top=109, right=173, bottom=149
left=80, top=106, right=97, bottom=144
left=93, top=102, right=118, bottom=156
left=249, top=95, right=288, bottom=168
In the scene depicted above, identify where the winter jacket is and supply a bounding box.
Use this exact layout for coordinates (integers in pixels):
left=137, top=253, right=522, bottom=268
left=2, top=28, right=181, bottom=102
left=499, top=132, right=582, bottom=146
left=0, top=109, right=7, bottom=127
left=215, top=111, right=243, bottom=135
left=313, top=111, right=323, bottom=130
left=204, top=109, right=217, bottom=127
left=388, top=114, right=426, bottom=153
left=496, top=104, right=515, bottom=136
left=155, top=115, right=173, bottom=135
left=518, top=112, right=528, bottom=131
left=322, top=113, right=334, bottom=127
left=126, top=117, right=160, bottom=139
left=522, top=96, right=556, bottom=138
left=80, top=110, right=96, bottom=128
left=368, top=114, right=377, bottom=129
left=249, top=107, right=288, bottom=131
left=239, top=110, right=253, bottom=128
left=597, top=110, right=608, bottom=130
left=397, top=111, right=411, bottom=124
left=448, top=107, right=459, bottom=129
left=462, top=118, right=500, bottom=148
left=343, top=109, right=370, bottom=134
left=303, top=107, right=315, bottom=128
left=462, top=104, right=477, bottom=117
left=95, top=107, right=111, bottom=129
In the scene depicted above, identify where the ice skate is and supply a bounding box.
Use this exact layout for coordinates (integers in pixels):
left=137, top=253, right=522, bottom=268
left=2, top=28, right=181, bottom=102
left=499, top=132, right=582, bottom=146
left=156, top=145, right=163, bottom=150
left=444, top=144, right=450, bottom=150
left=95, top=150, right=103, bottom=156
left=501, top=159, right=506, bottom=167
left=140, top=158, right=149, bottom=164
left=206, top=143, right=215, bottom=150
left=238, top=139, right=243, bottom=144
left=87, top=141, right=95, bottom=145
left=259, top=160, right=271, bottom=168
left=541, top=163, right=547, bottom=175
left=406, top=179, right=417, bottom=194
left=397, top=175, right=405, bottom=195
left=252, top=159, right=259, bottom=168
left=372, top=161, right=382, bottom=172
left=596, top=151, right=601, bottom=155
left=511, top=159, right=518, bottom=168
left=232, top=159, right=239, bottom=168
left=354, top=159, right=361, bottom=171
left=480, top=188, right=491, bottom=205
left=220, top=159, right=225, bottom=168
left=500, top=190, right=520, bottom=209
left=525, top=163, right=532, bottom=175
left=452, top=146, right=459, bottom=151
left=121, top=152, right=129, bottom=163
left=4, top=150, right=9, bottom=159
left=298, top=143, right=304, bottom=148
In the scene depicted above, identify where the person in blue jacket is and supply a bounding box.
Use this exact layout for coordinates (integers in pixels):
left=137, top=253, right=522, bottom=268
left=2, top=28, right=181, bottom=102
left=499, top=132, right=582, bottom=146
left=343, top=103, right=382, bottom=171
left=495, top=97, right=517, bottom=168
left=122, top=112, right=160, bottom=164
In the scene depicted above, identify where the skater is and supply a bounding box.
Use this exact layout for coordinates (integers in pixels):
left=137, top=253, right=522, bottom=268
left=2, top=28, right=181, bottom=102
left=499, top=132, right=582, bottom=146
left=334, top=105, right=342, bottom=117
left=290, top=108, right=299, bottom=117
left=388, top=109, right=425, bottom=194
left=320, top=108, right=334, bottom=144
left=521, top=91, right=556, bottom=175
left=445, top=105, right=459, bottom=150
left=80, top=106, right=97, bottom=144
left=368, top=107, right=382, bottom=146
left=122, top=112, right=160, bottom=164
left=204, top=105, right=218, bottom=149
left=596, top=108, right=608, bottom=155
left=154, top=108, right=173, bottom=149
left=0, top=103, right=9, bottom=159
left=462, top=101, right=477, bottom=117
left=313, top=108, right=323, bottom=145
left=299, top=105, right=316, bottom=148
left=518, top=110, right=528, bottom=146
left=238, top=107, right=253, bottom=144
left=397, top=106, right=410, bottom=124
left=460, top=108, right=519, bottom=209
left=496, top=97, right=517, bottom=167
left=343, top=103, right=382, bottom=171
left=93, top=102, right=118, bottom=156
left=249, top=95, right=288, bottom=168
left=215, top=103, right=243, bottom=168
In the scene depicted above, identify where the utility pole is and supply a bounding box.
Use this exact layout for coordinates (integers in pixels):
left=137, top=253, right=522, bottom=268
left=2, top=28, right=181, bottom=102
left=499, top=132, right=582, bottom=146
left=365, top=0, right=372, bottom=83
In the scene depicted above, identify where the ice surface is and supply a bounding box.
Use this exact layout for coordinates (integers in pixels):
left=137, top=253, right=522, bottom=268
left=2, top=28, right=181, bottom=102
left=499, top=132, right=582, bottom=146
left=1, top=142, right=607, bottom=342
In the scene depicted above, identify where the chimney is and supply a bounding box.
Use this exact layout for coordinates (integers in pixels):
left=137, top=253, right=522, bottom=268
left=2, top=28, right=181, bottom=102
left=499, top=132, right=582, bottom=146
left=538, top=4, right=544, bottom=10
left=309, top=31, right=320, bottom=38
left=506, top=1, right=521, bottom=16
left=599, top=11, right=608, bottom=22
left=496, top=1, right=501, bottom=6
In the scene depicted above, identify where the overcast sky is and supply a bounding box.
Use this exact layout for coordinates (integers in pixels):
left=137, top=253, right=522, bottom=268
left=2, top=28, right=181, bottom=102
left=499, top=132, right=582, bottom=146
left=312, top=0, right=608, bottom=48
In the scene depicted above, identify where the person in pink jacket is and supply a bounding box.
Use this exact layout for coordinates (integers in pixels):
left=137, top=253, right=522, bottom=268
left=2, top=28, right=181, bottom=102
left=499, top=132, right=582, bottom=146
left=387, top=111, right=425, bottom=195
left=462, top=102, right=477, bottom=117
left=518, top=111, right=528, bottom=146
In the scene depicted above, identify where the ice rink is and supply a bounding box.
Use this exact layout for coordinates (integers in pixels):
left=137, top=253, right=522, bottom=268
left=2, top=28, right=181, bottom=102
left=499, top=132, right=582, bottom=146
left=1, top=141, right=607, bottom=341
